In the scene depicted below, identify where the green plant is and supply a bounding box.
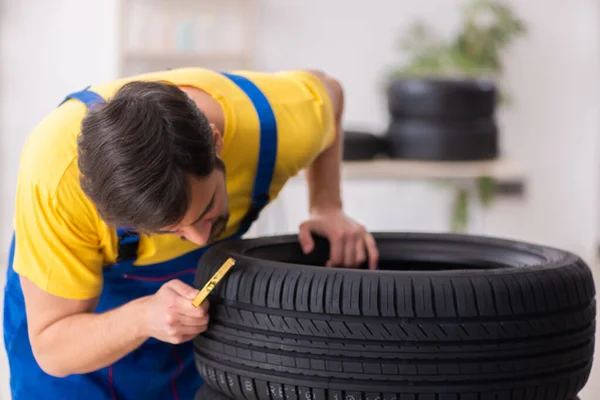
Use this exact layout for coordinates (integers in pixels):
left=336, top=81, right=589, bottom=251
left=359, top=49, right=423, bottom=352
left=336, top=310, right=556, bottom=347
left=451, top=187, right=470, bottom=232
left=393, top=0, right=526, bottom=81
left=451, top=177, right=497, bottom=233
left=390, top=0, right=526, bottom=232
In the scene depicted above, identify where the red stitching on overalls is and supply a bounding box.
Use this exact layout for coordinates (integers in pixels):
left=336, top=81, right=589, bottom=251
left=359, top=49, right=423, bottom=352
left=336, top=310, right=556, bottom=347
left=169, top=345, right=184, bottom=400
left=108, top=365, right=117, bottom=400
left=122, top=268, right=196, bottom=282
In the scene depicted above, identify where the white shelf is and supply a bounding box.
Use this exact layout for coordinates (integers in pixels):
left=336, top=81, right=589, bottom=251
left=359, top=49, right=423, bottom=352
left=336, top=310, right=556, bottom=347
left=341, top=158, right=524, bottom=180
left=295, top=158, right=525, bottom=181
left=116, top=0, right=259, bottom=75
left=122, top=51, right=252, bottom=67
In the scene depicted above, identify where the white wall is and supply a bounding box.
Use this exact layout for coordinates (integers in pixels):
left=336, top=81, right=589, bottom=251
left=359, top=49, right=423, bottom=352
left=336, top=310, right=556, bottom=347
left=0, top=0, right=599, bottom=398
left=0, top=1, right=119, bottom=398
left=0, top=0, right=119, bottom=252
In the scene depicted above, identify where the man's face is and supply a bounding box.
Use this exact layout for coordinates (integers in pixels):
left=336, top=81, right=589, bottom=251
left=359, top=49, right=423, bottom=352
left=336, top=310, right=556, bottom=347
left=159, top=167, right=229, bottom=245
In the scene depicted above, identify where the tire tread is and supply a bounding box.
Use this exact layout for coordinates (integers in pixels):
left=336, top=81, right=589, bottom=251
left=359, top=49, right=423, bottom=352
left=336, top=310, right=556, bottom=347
left=193, top=234, right=595, bottom=398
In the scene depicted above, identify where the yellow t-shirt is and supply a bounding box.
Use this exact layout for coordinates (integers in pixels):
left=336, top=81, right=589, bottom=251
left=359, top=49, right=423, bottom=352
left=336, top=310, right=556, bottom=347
left=12, top=67, right=335, bottom=300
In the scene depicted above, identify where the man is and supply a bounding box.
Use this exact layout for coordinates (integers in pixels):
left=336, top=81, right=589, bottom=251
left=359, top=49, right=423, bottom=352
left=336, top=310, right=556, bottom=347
left=3, top=67, right=379, bottom=399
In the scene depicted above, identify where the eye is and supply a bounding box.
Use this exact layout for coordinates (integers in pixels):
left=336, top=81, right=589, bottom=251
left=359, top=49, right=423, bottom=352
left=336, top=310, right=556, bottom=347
left=192, top=218, right=206, bottom=229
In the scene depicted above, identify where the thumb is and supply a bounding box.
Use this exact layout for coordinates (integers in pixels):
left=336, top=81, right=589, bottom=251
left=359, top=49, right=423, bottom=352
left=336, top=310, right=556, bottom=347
left=298, top=222, right=315, bottom=254
left=167, top=279, right=199, bottom=300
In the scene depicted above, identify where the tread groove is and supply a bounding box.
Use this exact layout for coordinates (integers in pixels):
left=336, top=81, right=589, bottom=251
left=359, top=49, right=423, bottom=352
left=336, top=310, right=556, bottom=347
left=487, top=278, right=499, bottom=316
left=469, top=278, right=481, bottom=318
left=410, top=277, right=416, bottom=318
left=449, top=279, right=460, bottom=317
left=429, top=278, right=437, bottom=318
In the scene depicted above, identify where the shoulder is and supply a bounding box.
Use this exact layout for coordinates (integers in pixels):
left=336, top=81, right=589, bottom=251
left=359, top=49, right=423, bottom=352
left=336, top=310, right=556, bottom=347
left=18, top=101, right=86, bottom=195
left=221, top=69, right=338, bottom=181
left=13, top=114, right=104, bottom=299
left=299, top=70, right=343, bottom=113
left=15, top=102, right=101, bottom=239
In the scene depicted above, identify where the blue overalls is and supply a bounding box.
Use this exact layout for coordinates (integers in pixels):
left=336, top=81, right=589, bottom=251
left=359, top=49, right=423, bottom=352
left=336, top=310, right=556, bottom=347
left=3, top=73, right=278, bottom=399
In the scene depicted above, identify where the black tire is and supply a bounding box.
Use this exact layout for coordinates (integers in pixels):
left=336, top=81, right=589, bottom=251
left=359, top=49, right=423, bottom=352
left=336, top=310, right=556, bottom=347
left=193, top=233, right=595, bottom=400
left=343, top=130, right=385, bottom=161
left=196, top=383, right=232, bottom=399
left=386, top=117, right=499, bottom=161
left=387, top=78, right=497, bottom=120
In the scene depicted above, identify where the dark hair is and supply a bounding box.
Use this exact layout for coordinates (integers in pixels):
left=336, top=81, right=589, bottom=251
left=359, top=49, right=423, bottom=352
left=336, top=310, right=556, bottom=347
left=77, top=80, right=219, bottom=232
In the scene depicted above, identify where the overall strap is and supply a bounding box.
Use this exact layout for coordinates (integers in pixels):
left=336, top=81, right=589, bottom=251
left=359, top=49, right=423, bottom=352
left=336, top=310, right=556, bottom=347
left=114, top=228, right=140, bottom=265
left=221, top=72, right=278, bottom=238
left=60, top=87, right=141, bottom=265
left=59, top=86, right=105, bottom=109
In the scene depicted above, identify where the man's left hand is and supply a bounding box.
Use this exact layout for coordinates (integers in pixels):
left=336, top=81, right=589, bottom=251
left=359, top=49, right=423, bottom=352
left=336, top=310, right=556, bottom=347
left=298, top=209, right=379, bottom=269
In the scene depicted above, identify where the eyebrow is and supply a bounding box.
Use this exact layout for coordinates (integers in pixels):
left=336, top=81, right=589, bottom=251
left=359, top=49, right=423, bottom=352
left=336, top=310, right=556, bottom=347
left=157, top=189, right=216, bottom=234
left=193, top=190, right=216, bottom=224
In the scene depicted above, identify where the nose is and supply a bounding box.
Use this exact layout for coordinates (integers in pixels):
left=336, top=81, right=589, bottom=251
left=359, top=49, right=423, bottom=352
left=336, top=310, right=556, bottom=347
left=181, top=220, right=212, bottom=245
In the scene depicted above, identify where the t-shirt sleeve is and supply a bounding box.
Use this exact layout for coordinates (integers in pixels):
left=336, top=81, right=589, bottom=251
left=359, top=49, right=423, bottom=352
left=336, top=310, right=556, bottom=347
left=277, top=70, right=337, bottom=153
left=12, top=162, right=104, bottom=300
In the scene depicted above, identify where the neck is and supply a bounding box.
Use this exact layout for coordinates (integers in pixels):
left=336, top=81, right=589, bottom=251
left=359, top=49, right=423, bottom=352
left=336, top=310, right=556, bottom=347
left=179, top=86, right=226, bottom=134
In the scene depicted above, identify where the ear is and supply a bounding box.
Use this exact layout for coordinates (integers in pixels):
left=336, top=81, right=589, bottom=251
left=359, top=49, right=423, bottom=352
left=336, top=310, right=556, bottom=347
left=210, top=123, right=223, bottom=155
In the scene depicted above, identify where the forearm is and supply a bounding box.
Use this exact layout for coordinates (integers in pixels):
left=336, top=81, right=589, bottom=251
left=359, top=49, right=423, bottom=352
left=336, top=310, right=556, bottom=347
left=32, top=296, right=150, bottom=377
left=306, top=122, right=343, bottom=213
left=306, top=72, right=345, bottom=214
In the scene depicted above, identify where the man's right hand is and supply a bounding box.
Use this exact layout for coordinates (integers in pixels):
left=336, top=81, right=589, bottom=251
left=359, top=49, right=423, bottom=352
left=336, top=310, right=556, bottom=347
left=141, top=279, right=210, bottom=344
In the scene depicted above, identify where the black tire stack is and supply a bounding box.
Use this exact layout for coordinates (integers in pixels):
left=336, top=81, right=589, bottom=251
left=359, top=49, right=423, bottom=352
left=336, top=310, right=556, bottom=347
left=193, top=233, right=595, bottom=400
left=342, top=130, right=387, bottom=161
left=385, top=78, right=499, bottom=161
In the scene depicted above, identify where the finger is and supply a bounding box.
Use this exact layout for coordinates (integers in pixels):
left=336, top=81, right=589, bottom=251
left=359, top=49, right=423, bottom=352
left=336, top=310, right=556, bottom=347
left=175, top=314, right=210, bottom=328
left=343, top=233, right=356, bottom=267
left=364, top=232, right=379, bottom=270
left=166, top=279, right=199, bottom=300
left=178, top=321, right=210, bottom=336
left=298, top=222, right=315, bottom=254
left=179, top=331, right=207, bottom=343
left=355, top=236, right=367, bottom=267
left=169, top=328, right=209, bottom=344
left=175, top=297, right=210, bottom=318
left=198, top=298, right=210, bottom=314
left=327, top=233, right=344, bottom=267
left=185, top=321, right=209, bottom=333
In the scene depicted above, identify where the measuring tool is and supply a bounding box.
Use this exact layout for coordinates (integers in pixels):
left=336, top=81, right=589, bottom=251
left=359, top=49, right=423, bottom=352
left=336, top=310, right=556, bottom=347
left=192, top=257, right=236, bottom=308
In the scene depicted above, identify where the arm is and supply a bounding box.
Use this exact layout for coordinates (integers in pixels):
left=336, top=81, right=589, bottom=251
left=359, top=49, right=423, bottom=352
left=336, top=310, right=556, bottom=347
left=304, top=70, right=344, bottom=214
left=13, top=165, right=208, bottom=377
left=299, top=70, right=379, bottom=269
left=22, top=277, right=148, bottom=377
left=22, top=277, right=208, bottom=377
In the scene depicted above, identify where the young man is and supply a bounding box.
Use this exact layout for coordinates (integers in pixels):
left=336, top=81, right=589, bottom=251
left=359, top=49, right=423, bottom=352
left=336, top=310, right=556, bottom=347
left=3, top=67, right=379, bottom=399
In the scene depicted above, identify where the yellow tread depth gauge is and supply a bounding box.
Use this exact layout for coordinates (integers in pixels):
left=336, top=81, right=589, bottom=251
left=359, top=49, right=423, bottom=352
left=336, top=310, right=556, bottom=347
left=192, top=257, right=236, bottom=308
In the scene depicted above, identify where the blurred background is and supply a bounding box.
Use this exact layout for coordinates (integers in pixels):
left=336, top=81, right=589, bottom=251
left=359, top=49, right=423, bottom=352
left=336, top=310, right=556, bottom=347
left=0, top=0, right=599, bottom=398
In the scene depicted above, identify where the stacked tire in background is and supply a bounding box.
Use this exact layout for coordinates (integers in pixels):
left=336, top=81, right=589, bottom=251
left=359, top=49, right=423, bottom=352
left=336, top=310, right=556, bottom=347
left=385, top=78, right=499, bottom=161
left=342, top=130, right=387, bottom=161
